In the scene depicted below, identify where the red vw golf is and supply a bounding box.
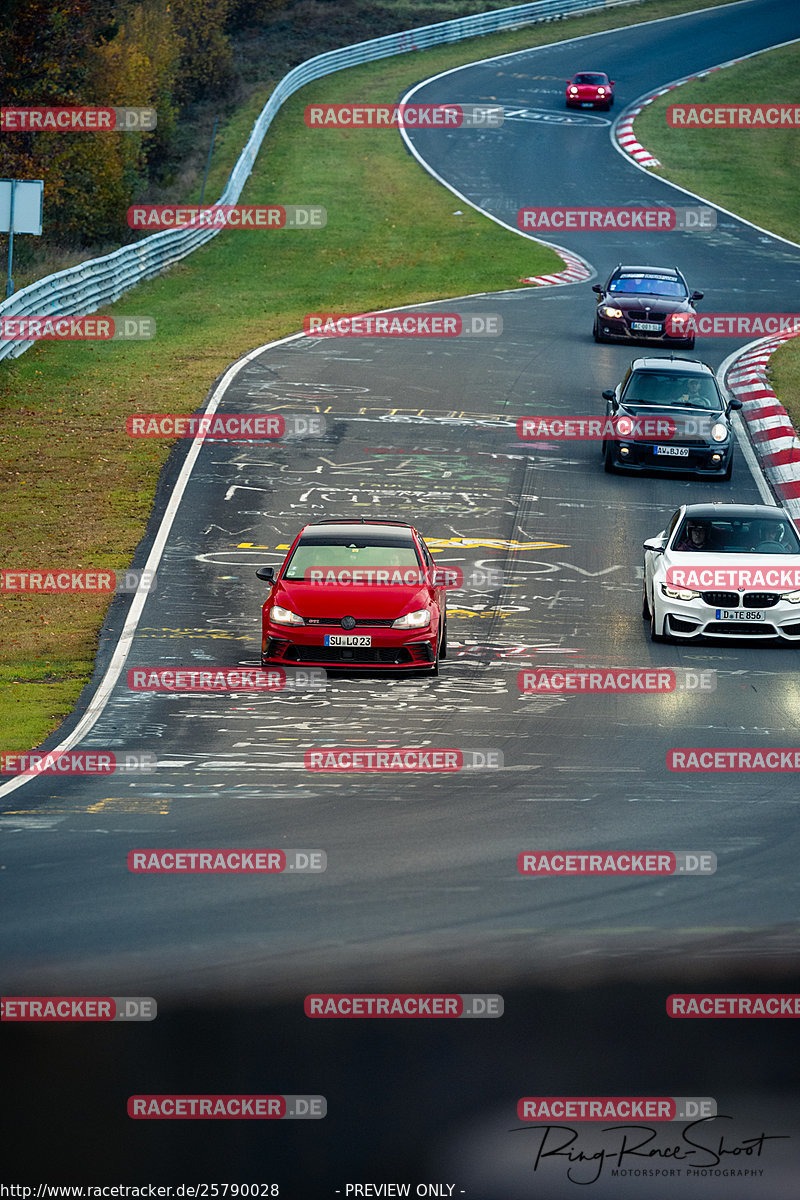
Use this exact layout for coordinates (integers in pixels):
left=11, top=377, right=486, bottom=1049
left=256, top=519, right=447, bottom=674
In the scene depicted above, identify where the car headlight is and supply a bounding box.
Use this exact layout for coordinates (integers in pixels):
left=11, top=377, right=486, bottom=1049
left=597, top=87, right=605, bottom=94
left=569, top=87, right=578, bottom=94
left=781, top=590, right=800, bottom=604
left=662, top=584, right=701, bottom=601
left=269, top=604, right=305, bottom=626
left=615, top=415, right=634, bottom=437
left=600, top=305, right=623, bottom=319
left=392, top=608, right=431, bottom=630
left=710, top=422, right=728, bottom=442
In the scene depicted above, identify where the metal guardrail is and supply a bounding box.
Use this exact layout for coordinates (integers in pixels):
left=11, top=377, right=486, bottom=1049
left=0, top=0, right=627, bottom=360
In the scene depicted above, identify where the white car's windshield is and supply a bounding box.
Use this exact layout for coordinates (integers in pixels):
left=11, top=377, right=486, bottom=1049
left=672, top=518, right=800, bottom=554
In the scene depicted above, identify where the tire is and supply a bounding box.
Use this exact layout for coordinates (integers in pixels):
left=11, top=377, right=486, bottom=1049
left=593, top=321, right=602, bottom=343
left=721, top=457, right=733, bottom=481
left=603, top=442, right=617, bottom=473
left=642, top=581, right=650, bottom=618
left=440, top=613, right=447, bottom=659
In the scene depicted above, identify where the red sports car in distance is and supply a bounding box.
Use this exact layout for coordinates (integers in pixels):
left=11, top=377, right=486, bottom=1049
left=256, top=519, right=447, bottom=674
left=565, top=72, right=615, bottom=110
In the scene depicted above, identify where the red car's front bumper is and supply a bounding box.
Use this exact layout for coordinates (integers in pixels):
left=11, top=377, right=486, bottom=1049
left=262, top=622, right=439, bottom=669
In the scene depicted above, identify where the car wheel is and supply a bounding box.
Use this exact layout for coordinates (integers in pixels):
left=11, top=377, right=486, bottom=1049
left=603, top=442, right=617, bottom=473
left=593, top=320, right=606, bottom=343
left=440, top=613, right=447, bottom=660
left=650, top=604, right=665, bottom=642
left=642, top=580, right=650, bottom=618
left=721, top=457, right=733, bottom=481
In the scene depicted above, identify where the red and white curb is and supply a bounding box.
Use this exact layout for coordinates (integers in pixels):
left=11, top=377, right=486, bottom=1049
left=614, top=60, right=743, bottom=170
left=521, top=247, right=592, bottom=287
left=726, top=335, right=800, bottom=517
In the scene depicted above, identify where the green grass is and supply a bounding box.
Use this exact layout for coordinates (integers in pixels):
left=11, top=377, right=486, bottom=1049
left=0, top=0, right=743, bottom=751
left=634, top=42, right=800, bottom=431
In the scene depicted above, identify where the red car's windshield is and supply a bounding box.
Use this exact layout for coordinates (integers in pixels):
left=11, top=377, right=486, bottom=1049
left=283, top=542, right=422, bottom=579
left=573, top=74, right=606, bottom=85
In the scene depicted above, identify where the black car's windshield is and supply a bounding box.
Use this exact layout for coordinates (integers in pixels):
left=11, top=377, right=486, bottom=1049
left=284, top=541, right=422, bottom=579
left=622, top=372, right=721, bottom=409
left=609, top=275, right=685, bottom=298
left=671, top=518, right=800, bottom=554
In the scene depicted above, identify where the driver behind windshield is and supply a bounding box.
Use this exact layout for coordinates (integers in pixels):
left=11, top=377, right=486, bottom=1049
left=674, top=521, right=712, bottom=551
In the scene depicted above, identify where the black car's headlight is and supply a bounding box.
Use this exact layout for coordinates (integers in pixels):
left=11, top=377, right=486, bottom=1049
left=269, top=604, right=305, bottom=626
left=599, top=305, right=623, bottom=319
left=710, top=422, right=729, bottom=442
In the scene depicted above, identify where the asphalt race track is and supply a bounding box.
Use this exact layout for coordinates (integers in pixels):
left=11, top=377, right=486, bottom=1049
left=3, top=1, right=800, bottom=1195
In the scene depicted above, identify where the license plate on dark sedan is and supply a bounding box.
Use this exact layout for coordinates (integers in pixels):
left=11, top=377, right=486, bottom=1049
left=654, top=446, right=690, bottom=457
left=631, top=321, right=662, bottom=332
left=715, top=609, right=764, bottom=621
left=325, top=634, right=371, bottom=646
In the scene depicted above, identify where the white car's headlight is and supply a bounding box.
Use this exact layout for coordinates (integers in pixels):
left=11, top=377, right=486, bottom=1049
left=781, top=589, right=800, bottom=604
left=662, top=584, right=701, bottom=601
left=710, top=422, right=728, bottom=442
left=269, top=604, right=305, bottom=626
left=392, top=608, right=431, bottom=630
left=600, top=305, right=623, bottom=318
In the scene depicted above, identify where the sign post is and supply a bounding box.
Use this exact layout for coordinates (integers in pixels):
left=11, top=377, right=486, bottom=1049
left=0, top=179, right=44, bottom=297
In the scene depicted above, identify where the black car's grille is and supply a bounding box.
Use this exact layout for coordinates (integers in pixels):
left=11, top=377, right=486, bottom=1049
left=627, top=310, right=666, bottom=321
